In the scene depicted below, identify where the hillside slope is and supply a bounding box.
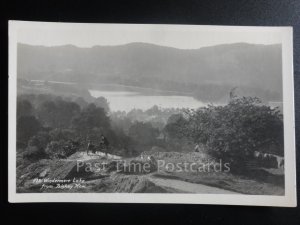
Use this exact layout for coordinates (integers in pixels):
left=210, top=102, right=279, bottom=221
left=17, top=42, right=283, bottom=101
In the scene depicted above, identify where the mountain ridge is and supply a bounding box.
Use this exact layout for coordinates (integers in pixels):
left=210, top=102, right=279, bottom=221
left=17, top=42, right=283, bottom=102
left=18, top=42, right=280, bottom=50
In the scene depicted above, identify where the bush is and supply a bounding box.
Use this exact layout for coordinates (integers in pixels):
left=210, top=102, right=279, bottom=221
left=28, top=131, right=51, bottom=150
left=23, top=146, right=47, bottom=161
left=45, top=140, right=77, bottom=159
left=49, top=128, right=76, bottom=141
left=182, top=96, right=284, bottom=163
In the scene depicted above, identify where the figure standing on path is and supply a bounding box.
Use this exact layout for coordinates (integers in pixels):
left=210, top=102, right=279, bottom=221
left=100, top=134, right=110, bottom=156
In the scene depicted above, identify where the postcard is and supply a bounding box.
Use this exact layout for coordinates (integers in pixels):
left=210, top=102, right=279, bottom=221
left=8, top=21, right=296, bottom=206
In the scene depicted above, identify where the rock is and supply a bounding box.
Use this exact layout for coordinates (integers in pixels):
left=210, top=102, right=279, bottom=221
left=39, top=168, right=50, bottom=178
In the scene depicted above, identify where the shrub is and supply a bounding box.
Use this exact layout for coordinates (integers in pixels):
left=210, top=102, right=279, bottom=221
left=28, top=131, right=51, bottom=150
left=182, top=96, right=284, bottom=164
left=49, top=128, right=76, bottom=141
left=23, top=146, right=47, bottom=161
left=45, top=140, right=77, bottom=159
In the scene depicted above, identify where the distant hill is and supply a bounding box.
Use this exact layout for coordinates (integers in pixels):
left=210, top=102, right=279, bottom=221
left=17, top=42, right=283, bottom=102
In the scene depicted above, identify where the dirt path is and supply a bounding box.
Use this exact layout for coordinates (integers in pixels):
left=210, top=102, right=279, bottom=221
left=149, top=177, right=239, bottom=194
left=67, top=151, right=122, bottom=161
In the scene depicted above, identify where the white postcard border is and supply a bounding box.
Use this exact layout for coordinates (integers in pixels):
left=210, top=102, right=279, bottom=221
left=8, top=21, right=297, bottom=206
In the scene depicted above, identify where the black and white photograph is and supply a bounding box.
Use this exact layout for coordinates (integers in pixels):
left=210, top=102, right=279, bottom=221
left=8, top=21, right=296, bottom=206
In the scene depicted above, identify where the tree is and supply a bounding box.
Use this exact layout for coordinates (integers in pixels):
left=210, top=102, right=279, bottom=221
left=23, top=146, right=47, bottom=161
left=71, top=103, right=110, bottom=132
left=17, top=116, right=42, bottom=144
left=17, top=100, right=33, bottom=118
left=185, top=96, right=284, bottom=162
left=164, top=113, right=188, bottom=139
left=111, top=116, right=133, bottom=134
left=145, top=105, right=160, bottom=116
left=94, top=96, right=110, bottom=112
left=36, top=100, right=57, bottom=127
left=55, top=99, right=81, bottom=128
left=37, top=99, right=80, bottom=128
left=163, top=113, right=192, bottom=151
left=128, top=121, right=159, bottom=146
left=109, top=126, right=132, bottom=151
left=28, top=131, right=50, bottom=150
left=22, top=131, right=50, bottom=161
left=73, top=97, right=88, bottom=109
left=49, top=128, right=76, bottom=142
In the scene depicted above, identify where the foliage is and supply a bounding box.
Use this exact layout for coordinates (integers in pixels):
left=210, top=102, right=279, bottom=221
left=71, top=103, right=110, bottom=131
left=17, top=93, right=133, bottom=159
left=184, top=96, right=284, bottom=161
left=37, top=99, right=80, bottom=128
left=23, top=146, right=47, bottom=161
left=111, top=106, right=184, bottom=133
left=17, top=115, right=42, bottom=143
left=28, top=131, right=51, bottom=150
left=74, top=97, right=88, bottom=109
left=17, top=99, right=33, bottom=118
left=164, top=114, right=188, bottom=139
left=111, top=115, right=133, bottom=134
left=94, top=96, right=110, bottom=112
left=17, top=91, right=284, bottom=166
left=45, top=140, right=77, bottom=159
left=128, top=121, right=159, bottom=146
left=49, top=128, right=77, bottom=142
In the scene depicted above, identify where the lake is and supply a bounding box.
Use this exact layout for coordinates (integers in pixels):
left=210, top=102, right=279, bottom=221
left=89, top=90, right=206, bottom=112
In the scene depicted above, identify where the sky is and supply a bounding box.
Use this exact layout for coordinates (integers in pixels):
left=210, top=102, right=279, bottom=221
left=12, top=21, right=284, bottom=49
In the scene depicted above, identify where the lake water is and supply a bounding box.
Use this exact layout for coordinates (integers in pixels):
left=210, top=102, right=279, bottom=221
left=89, top=90, right=206, bottom=112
